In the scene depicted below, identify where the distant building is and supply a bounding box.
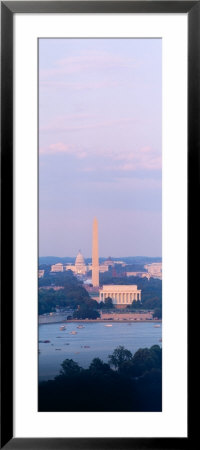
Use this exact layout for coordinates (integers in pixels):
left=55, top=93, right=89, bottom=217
left=104, top=257, right=115, bottom=267
left=64, top=264, right=76, bottom=273
left=113, top=260, right=126, bottom=265
left=39, top=286, right=64, bottom=291
left=87, top=264, right=108, bottom=273
left=144, top=263, right=162, bottom=279
left=52, top=251, right=88, bottom=275
left=103, top=257, right=126, bottom=268
left=99, top=285, right=141, bottom=307
left=74, top=250, right=87, bottom=274
left=99, top=265, right=109, bottom=273
left=50, top=251, right=87, bottom=274
left=51, top=263, right=64, bottom=272
left=65, top=251, right=87, bottom=274
left=38, top=269, right=45, bottom=278
left=126, top=271, right=150, bottom=279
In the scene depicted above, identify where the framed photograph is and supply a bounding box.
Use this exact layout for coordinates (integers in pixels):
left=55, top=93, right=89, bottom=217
left=1, top=1, right=197, bottom=448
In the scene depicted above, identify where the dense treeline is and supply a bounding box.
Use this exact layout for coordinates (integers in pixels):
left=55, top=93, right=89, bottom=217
left=38, top=289, right=98, bottom=316
left=38, top=271, right=94, bottom=315
left=39, top=345, right=162, bottom=412
left=39, top=269, right=77, bottom=288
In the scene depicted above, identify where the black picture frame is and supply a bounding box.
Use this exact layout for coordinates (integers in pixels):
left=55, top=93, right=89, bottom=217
left=0, top=1, right=198, bottom=449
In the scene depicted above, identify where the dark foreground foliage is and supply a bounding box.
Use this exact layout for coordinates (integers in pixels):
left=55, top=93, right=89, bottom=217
left=39, top=345, right=162, bottom=412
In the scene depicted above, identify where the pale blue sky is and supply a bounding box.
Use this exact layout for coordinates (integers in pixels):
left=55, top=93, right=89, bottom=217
left=39, top=38, right=162, bottom=257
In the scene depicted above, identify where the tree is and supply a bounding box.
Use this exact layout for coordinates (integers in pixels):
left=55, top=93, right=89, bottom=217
left=89, top=358, right=111, bottom=375
left=73, top=306, right=100, bottom=320
left=59, top=359, right=82, bottom=377
left=104, top=297, right=114, bottom=309
left=130, top=345, right=162, bottom=376
left=153, top=308, right=162, bottom=319
left=39, top=345, right=162, bottom=412
left=99, top=297, right=114, bottom=310
left=108, top=346, right=132, bottom=370
left=127, top=300, right=141, bottom=310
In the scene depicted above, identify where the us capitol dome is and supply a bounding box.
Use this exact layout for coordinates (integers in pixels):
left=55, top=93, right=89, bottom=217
left=75, top=250, right=87, bottom=274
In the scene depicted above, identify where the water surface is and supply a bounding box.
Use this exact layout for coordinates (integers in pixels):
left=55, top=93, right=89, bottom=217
left=39, top=321, right=162, bottom=381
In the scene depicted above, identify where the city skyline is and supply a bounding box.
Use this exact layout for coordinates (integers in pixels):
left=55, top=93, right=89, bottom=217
left=39, top=38, right=162, bottom=257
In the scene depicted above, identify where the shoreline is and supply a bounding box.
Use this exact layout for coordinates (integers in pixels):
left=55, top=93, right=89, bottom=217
left=39, top=318, right=162, bottom=325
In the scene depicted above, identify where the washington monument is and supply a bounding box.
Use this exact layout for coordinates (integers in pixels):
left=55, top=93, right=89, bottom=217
left=92, top=217, right=99, bottom=287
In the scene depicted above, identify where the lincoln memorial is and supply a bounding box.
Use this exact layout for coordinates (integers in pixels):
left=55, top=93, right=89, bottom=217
left=99, top=285, right=141, bottom=307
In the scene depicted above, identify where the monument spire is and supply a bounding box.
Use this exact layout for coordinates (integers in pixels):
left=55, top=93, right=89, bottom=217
left=92, top=217, right=99, bottom=287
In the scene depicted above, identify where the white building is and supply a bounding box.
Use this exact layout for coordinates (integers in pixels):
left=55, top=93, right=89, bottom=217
left=74, top=250, right=87, bottom=274
left=126, top=271, right=150, bottom=279
left=64, top=264, right=76, bottom=273
left=87, top=264, right=108, bottom=273
left=99, top=285, right=141, bottom=306
left=51, top=263, right=64, bottom=272
left=144, top=263, right=162, bottom=279
left=64, top=251, right=88, bottom=274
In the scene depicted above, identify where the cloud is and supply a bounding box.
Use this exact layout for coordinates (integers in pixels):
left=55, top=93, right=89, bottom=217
left=116, top=158, right=161, bottom=172
left=40, top=141, right=87, bottom=159
left=113, top=146, right=162, bottom=171
left=40, top=140, right=161, bottom=172
left=40, top=142, right=72, bottom=155
left=40, top=116, right=136, bottom=133
left=40, top=79, right=120, bottom=91
left=40, top=50, right=138, bottom=80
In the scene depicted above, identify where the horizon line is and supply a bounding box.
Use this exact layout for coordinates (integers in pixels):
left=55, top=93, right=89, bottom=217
left=39, top=255, right=162, bottom=259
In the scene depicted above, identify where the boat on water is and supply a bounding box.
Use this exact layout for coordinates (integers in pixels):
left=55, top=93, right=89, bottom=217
left=104, top=324, right=112, bottom=327
left=70, top=331, right=77, bottom=335
left=154, top=324, right=161, bottom=328
left=60, top=325, right=66, bottom=331
left=77, top=325, right=84, bottom=329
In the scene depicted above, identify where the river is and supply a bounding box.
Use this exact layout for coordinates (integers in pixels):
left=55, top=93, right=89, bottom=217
left=38, top=321, right=162, bottom=381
